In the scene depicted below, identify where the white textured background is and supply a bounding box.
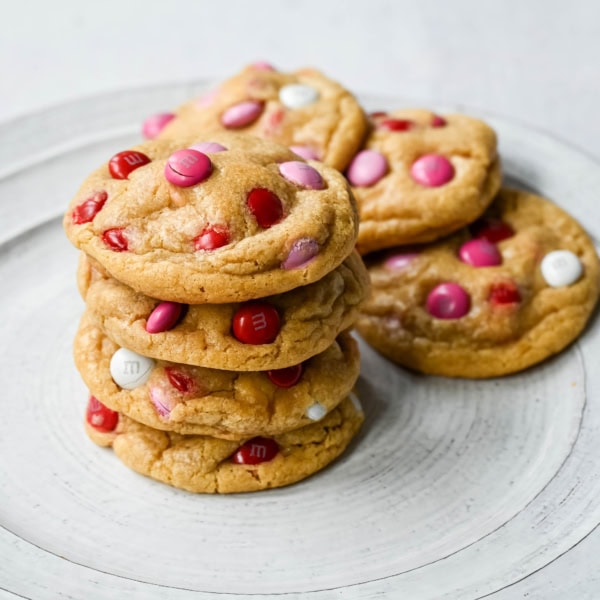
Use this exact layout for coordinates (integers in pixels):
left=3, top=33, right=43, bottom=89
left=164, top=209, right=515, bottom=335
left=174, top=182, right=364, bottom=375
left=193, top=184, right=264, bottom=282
left=2, top=0, right=600, bottom=160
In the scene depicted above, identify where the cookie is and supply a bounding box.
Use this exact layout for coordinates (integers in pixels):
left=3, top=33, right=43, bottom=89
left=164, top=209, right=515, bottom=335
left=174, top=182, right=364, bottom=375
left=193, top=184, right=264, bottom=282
left=64, top=133, right=359, bottom=304
left=84, top=395, right=364, bottom=493
left=74, top=311, right=360, bottom=439
left=355, top=188, right=600, bottom=378
left=153, top=63, right=368, bottom=171
left=347, top=109, right=501, bottom=254
left=77, top=250, right=368, bottom=371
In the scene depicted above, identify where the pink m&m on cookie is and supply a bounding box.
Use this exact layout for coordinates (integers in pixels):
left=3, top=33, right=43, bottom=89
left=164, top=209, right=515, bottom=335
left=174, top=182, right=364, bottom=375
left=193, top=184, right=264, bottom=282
left=346, top=150, right=388, bottom=187
left=165, top=149, right=212, bottom=187
left=458, top=239, right=502, bottom=267
left=221, top=100, right=264, bottom=128
left=411, top=154, right=454, bottom=187
left=232, top=302, right=280, bottom=344
left=384, top=252, right=418, bottom=271
left=279, top=161, right=324, bottom=189
left=142, top=112, right=175, bottom=139
left=145, top=302, right=185, bottom=334
left=431, top=114, right=446, bottom=127
left=108, top=151, right=151, bottom=180
left=289, top=145, right=320, bottom=161
left=426, top=283, right=470, bottom=319
left=189, top=141, right=228, bottom=154
left=282, top=237, right=319, bottom=270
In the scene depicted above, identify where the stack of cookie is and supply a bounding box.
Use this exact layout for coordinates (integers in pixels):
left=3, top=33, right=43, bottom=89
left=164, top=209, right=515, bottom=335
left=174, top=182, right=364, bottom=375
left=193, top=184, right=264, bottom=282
left=344, top=109, right=599, bottom=377
left=64, top=132, right=370, bottom=493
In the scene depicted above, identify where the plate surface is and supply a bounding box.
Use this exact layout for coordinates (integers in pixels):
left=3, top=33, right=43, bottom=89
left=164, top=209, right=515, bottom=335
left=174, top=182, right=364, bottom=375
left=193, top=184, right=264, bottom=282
left=1, top=85, right=599, bottom=599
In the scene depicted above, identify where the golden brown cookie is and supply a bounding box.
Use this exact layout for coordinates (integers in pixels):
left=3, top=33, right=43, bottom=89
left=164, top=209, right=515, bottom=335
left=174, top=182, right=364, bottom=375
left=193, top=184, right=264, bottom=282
left=84, top=395, right=364, bottom=493
left=347, top=109, right=501, bottom=254
left=355, top=188, right=600, bottom=378
left=155, top=63, right=368, bottom=171
left=78, top=251, right=368, bottom=371
left=64, top=133, right=358, bottom=304
left=74, top=311, right=360, bottom=439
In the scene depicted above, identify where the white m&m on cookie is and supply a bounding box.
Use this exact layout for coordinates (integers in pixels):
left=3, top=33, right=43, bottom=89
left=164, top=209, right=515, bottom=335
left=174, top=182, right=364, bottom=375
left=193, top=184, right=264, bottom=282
left=110, top=348, right=155, bottom=390
left=541, top=250, right=583, bottom=288
left=279, top=84, right=319, bottom=109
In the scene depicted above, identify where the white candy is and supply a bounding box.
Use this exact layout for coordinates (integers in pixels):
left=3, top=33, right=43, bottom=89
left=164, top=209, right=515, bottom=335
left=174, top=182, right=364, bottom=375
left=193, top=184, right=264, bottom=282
left=279, top=84, right=319, bottom=109
left=110, top=348, right=155, bottom=390
left=349, top=392, right=363, bottom=414
left=540, top=250, right=583, bottom=288
left=306, top=402, right=327, bottom=421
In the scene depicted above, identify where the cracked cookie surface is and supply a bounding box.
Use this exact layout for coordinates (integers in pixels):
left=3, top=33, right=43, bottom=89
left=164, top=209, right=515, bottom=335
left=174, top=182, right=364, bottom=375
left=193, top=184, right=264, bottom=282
left=85, top=395, right=364, bottom=493
left=157, top=64, right=368, bottom=171
left=348, top=109, right=501, bottom=254
left=355, top=188, right=599, bottom=378
left=75, top=312, right=359, bottom=439
left=64, top=132, right=359, bottom=304
left=78, top=251, right=368, bottom=370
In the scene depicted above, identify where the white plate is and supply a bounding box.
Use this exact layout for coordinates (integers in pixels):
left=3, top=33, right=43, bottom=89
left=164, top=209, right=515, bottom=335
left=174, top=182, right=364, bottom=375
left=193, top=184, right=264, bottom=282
left=1, top=85, right=599, bottom=600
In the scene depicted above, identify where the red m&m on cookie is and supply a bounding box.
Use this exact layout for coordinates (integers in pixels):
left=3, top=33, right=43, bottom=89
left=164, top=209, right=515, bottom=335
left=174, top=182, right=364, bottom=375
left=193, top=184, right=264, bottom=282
left=232, top=302, right=280, bottom=344
left=267, top=363, right=303, bottom=388
left=165, top=367, right=196, bottom=394
left=247, top=188, right=283, bottom=228
left=108, top=151, right=151, bottom=180
left=232, top=437, right=279, bottom=465
left=194, top=225, right=230, bottom=251
left=489, top=281, right=521, bottom=305
left=86, top=396, right=118, bottom=432
left=471, top=218, right=514, bottom=243
left=102, top=228, right=129, bottom=252
left=379, top=118, right=413, bottom=132
left=72, top=191, right=108, bottom=224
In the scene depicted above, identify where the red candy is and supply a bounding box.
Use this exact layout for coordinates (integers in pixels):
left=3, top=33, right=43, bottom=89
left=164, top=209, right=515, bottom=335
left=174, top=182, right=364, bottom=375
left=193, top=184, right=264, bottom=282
left=379, top=118, right=413, bottom=132
left=489, top=281, right=521, bottom=305
left=267, top=364, right=303, bottom=388
left=102, top=228, right=128, bottom=251
left=165, top=367, right=196, bottom=394
left=72, top=191, right=108, bottom=224
left=431, top=115, right=446, bottom=127
left=471, top=218, right=515, bottom=243
left=86, top=395, right=118, bottom=432
left=232, top=302, right=280, bottom=344
left=108, top=151, right=151, bottom=180
left=194, top=225, right=230, bottom=251
left=231, top=437, right=279, bottom=465
left=246, top=188, right=283, bottom=229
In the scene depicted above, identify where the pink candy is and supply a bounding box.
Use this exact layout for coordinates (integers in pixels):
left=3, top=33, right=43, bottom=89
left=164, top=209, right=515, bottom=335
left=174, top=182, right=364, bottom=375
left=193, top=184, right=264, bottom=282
left=346, top=150, right=388, bottom=187
left=278, top=161, right=324, bottom=189
left=189, top=141, right=228, bottom=154
left=458, top=239, right=502, bottom=267
left=164, top=149, right=212, bottom=187
left=411, top=154, right=454, bottom=187
left=289, top=145, right=320, bottom=161
left=384, top=252, right=419, bottom=271
left=145, top=302, right=185, bottom=333
left=282, top=238, right=319, bottom=269
left=195, top=89, right=218, bottom=108
left=149, top=386, right=174, bottom=418
left=142, top=113, right=175, bottom=139
left=250, top=61, right=276, bottom=71
left=221, top=100, right=264, bottom=128
left=431, top=115, right=446, bottom=127
left=426, top=283, right=470, bottom=319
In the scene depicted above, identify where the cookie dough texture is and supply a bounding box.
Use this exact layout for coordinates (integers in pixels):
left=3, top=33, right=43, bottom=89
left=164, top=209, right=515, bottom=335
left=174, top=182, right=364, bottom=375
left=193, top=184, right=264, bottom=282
left=354, top=109, right=501, bottom=254
left=85, top=396, right=364, bottom=494
left=64, top=133, right=359, bottom=304
left=75, top=312, right=360, bottom=439
left=159, top=65, right=368, bottom=171
left=356, top=188, right=600, bottom=378
left=78, top=251, right=369, bottom=371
